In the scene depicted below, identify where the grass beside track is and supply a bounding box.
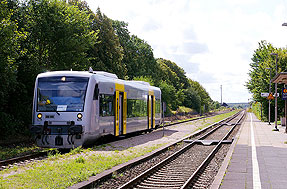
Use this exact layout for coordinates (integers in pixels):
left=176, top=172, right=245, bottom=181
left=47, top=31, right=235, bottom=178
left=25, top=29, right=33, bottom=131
left=0, top=145, right=44, bottom=161
left=0, top=110, right=240, bottom=188
left=0, top=145, right=165, bottom=188
left=201, top=110, right=239, bottom=128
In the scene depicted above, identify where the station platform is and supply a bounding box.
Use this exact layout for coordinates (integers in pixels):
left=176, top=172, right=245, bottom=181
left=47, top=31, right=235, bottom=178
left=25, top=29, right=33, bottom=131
left=212, top=112, right=287, bottom=189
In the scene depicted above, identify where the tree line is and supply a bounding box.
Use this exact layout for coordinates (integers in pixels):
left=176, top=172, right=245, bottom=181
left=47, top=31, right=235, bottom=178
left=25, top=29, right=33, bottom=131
left=247, top=40, right=287, bottom=121
left=0, top=0, right=219, bottom=139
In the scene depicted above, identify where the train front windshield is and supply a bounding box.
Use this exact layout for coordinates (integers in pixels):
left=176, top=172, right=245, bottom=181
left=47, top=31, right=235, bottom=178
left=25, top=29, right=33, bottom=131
left=37, top=76, right=89, bottom=112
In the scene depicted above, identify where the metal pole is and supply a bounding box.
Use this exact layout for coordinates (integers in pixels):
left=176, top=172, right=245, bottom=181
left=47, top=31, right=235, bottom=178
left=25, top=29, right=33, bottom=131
left=270, top=53, right=279, bottom=131
left=220, top=85, right=222, bottom=105
left=269, top=68, right=271, bottom=125
left=275, top=55, right=279, bottom=131
left=261, top=103, right=262, bottom=120
left=275, top=82, right=278, bottom=130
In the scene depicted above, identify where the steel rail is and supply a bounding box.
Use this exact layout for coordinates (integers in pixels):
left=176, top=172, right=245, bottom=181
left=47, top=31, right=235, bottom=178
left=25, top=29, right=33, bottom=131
left=0, top=151, right=48, bottom=168
left=69, top=110, right=242, bottom=189
left=117, top=111, right=243, bottom=189
left=181, top=110, right=246, bottom=188
left=161, top=110, right=235, bottom=129
left=0, top=111, right=234, bottom=171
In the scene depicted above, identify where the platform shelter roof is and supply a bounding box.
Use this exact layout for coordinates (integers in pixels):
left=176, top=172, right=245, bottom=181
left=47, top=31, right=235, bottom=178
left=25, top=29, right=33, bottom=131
left=272, top=72, right=287, bottom=84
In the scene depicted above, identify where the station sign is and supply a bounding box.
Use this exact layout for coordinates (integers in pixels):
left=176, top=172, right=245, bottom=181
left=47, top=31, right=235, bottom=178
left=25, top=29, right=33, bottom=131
left=262, top=92, right=279, bottom=100
left=282, top=88, right=287, bottom=100
left=261, top=93, right=269, bottom=97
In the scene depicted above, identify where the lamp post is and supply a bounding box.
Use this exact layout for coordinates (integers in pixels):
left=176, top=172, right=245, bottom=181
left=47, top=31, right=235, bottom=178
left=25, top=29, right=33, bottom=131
left=220, top=85, right=222, bottom=106
left=270, top=53, right=279, bottom=131
left=266, top=67, right=271, bottom=125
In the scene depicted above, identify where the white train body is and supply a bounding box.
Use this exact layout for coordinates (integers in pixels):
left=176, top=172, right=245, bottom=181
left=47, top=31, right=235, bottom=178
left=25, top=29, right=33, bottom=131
left=31, top=70, right=161, bottom=148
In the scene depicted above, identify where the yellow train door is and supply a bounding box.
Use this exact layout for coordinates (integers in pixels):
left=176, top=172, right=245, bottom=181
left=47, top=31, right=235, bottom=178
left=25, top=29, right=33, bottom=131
left=148, top=94, right=155, bottom=129
left=114, top=90, right=127, bottom=136
left=148, top=95, right=152, bottom=129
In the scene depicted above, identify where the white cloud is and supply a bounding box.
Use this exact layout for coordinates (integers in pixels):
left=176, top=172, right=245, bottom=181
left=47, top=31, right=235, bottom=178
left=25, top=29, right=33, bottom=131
left=86, top=0, right=287, bottom=103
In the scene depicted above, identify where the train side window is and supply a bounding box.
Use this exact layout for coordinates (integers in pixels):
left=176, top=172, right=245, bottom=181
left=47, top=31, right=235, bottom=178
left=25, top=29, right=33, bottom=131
left=127, top=99, right=147, bottom=117
left=155, top=99, right=161, bottom=114
left=100, top=94, right=114, bottom=116
left=93, top=84, right=99, bottom=100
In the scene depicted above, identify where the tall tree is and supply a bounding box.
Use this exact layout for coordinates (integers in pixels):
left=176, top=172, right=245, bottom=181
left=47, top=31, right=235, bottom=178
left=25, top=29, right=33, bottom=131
left=23, top=0, right=97, bottom=71
left=247, top=40, right=287, bottom=120
left=156, top=58, right=190, bottom=90
left=0, top=0, right=26, bottom=137
left=89, top=8, right=126, bottom=78
left=112, top=20, right=159, bottom=80
left=129, top=35, right=159, bottom=80
left=1, top=0, right=97, bottom=138
left=183, top=87, right=201, bottom=112
left=189, top=79, right=212, bottom=112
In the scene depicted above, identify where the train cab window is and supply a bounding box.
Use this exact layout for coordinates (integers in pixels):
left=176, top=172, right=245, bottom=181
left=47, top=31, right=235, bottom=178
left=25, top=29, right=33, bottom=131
left=37, top=76, right=89, bottom=112
left=100, top=94, right=114, bottom=116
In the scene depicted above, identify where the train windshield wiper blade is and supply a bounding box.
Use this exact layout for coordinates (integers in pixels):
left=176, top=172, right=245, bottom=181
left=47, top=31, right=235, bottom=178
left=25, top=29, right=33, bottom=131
left=44, top=98, right=60, bottom=115
left=47, top=103, right=60, bottom=115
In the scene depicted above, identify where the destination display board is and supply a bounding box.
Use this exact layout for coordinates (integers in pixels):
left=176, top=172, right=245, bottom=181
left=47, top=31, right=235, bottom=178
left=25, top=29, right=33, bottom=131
left=282, top=88, right=287, bottom=100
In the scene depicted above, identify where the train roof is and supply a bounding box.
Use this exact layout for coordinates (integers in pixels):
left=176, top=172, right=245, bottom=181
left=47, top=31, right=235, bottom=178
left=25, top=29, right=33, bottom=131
left=36, top=70, right=161, bottom=93
left=37, top=71, right=92, bottom=78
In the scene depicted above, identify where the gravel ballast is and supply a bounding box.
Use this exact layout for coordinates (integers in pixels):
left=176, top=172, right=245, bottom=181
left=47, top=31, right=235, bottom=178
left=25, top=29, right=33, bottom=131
left=89, top=112, right=243, bottom=188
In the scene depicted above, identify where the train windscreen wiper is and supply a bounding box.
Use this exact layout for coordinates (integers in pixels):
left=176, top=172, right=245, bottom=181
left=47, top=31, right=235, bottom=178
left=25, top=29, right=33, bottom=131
left=44, top=98, right=60, bottom=115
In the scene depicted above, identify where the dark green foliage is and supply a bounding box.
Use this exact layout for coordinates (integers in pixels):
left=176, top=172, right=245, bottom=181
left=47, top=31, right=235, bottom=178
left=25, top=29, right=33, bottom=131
left=24, top=0, right=97, bottom=71
left=157, top=58, right=189, bottom=90
left=89, top=8, right=126, bottom=78
left=0, top=0, right=97, bottom=139
left=112, top=20, right=160, bottom=80
left=155, top=58, right=212, bottom=113
left=210, top=101, right=221, bottom=110
left=159, top=81, right=177, bottom=110
left=189, top=79, right=212, bottom=112
left=0, top=0, right=26, bottom=137
left=183, top=87, right=201, bottom=112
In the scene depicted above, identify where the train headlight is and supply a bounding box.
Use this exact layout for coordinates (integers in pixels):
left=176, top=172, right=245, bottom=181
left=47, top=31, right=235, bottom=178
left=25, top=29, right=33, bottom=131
left=77, top=113, right=83, bottom=119
left=37, top=113, right=42, bottom=119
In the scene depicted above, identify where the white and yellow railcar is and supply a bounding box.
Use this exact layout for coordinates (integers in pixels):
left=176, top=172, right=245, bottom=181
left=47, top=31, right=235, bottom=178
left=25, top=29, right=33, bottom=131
left=31, top=69, right=161, bottom=148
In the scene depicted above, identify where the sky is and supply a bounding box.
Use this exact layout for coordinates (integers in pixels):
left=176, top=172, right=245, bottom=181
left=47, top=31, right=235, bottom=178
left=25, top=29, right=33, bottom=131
left=86, top=0, right=287, bottom=103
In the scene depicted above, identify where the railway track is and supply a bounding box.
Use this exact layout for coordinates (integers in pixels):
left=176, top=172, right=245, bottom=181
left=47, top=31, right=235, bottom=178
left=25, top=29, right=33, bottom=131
left=118, top=111, right=245, bottom=189
left=0, top=111, right=230, bottom=171
left=70, top=110, right=245, bottom=189
left=0, top=151, right=49, bottom=171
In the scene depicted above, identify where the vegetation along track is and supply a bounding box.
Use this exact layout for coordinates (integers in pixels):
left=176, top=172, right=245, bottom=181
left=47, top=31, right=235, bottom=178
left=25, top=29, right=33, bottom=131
left=0, top=111, right=230, bottom=171
left=0, top=150, right=57, bottom=171
left=70, top=110, right=245, bottom=189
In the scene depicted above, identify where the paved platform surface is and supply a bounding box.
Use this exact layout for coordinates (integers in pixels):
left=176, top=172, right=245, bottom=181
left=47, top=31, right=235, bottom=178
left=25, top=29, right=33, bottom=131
left=214, top=113, right=287, bottom=189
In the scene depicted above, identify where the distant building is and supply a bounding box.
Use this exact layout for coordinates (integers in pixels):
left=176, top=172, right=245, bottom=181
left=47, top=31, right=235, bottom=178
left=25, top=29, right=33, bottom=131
left=221, top=102, right=229, bottom=107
